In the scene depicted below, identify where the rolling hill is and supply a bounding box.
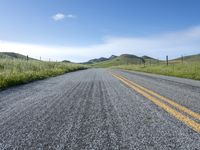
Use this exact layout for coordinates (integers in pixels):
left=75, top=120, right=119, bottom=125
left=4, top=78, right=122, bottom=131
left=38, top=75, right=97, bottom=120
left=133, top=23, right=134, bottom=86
left=174, top=54, right=200, bottom=62
left=86, top=57, right=108, bottom=64
left=87, top=53, right=200, bottom=68
left=84, top=55, right=117, bottom=64
left=89, top=54, right=157, bottom=67
left=0, top=52, right=35, bottom=60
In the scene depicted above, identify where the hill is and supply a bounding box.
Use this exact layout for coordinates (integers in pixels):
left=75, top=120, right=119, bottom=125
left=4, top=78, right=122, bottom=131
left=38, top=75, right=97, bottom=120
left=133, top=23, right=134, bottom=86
left=86, top=57, right=108, bottom=64
left=141, top=55, right=160, bottom=64
left=174, top=54, right=200, bottom=62
left=142, top=55, right=156, bottom=60
left=62, top=60, right=71, bottom=63
left=0, top=52, right=35, bottom=60
left=84, top=55, right=117, bottom=64
left=90, top=54, right=154, bottom=67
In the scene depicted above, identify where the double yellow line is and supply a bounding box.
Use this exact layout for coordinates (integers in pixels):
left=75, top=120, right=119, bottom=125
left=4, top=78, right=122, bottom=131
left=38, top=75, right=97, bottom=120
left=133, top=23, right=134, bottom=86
left=111, top=72, right=200, bottom=133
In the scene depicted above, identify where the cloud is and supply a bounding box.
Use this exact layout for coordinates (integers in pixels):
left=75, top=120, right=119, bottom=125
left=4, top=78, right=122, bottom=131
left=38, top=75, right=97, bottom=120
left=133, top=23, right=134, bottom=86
left=0, top=26, right=200, bottom=62
left=66, top=14, right=76, bottom=19
left=52, top=13, right=76, bottom=21
left=52, top=13, right=65, bottom=21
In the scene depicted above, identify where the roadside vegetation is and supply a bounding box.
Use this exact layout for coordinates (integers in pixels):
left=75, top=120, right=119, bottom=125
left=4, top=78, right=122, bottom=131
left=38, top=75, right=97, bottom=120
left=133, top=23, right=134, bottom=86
left=88, top=53, right=200, bottom=80
left=112, top=61, right=200, bottom=80
left=0, top=59, right=86, bottom=89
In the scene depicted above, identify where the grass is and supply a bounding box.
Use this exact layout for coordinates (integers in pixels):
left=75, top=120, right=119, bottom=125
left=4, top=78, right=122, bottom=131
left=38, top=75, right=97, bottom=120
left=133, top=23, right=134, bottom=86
left=111, top=61, right=200, bottom=80
left=0, top=59, right=87, bottom=89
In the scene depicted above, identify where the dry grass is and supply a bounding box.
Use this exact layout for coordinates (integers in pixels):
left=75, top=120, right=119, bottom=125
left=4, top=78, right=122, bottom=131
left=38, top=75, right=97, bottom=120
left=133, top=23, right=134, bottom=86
left=0, top=59, right=86, bottom=89
left=112, top=61, right=200, bottom=80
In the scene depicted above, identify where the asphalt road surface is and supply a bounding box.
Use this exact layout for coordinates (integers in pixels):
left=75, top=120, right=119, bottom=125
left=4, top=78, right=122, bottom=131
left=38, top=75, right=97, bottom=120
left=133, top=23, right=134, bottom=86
left=0, top=68, right=200, bottom=149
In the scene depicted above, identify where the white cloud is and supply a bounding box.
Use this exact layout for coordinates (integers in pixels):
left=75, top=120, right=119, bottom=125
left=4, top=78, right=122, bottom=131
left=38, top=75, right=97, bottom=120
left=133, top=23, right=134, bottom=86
left=52, top=13, right=65, bottom=21
left=52, top=13, right=76, bottom=21
left=0, top=26, right=200, bottom=62
left=66, top=14, right=76, bottom=19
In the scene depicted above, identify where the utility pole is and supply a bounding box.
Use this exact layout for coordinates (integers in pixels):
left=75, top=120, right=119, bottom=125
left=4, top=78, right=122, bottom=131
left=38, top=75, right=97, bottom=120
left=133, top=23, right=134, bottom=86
left=27, top=55, right=29, bottom=62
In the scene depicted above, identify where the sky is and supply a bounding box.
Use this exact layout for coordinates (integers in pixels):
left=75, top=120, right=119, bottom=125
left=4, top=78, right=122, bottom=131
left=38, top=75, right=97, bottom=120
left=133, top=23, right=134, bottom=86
left=0, top=0, right=200, bottom=62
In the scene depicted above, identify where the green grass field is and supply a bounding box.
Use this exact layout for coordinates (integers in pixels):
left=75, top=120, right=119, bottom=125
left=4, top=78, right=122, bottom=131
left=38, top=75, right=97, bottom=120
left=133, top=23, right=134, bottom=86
left=0, top=59, right=86, bottom=89
left=89, top=53, right=200, bottom=80
left=112, top=61, right=200, bottom=80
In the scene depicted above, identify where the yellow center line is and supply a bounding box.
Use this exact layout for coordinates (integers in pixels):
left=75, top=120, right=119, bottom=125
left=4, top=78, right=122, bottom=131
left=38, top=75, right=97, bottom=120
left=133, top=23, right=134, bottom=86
left=113, top=73, right=200, bottom=121
left=111, top=73, right=200, bottom=133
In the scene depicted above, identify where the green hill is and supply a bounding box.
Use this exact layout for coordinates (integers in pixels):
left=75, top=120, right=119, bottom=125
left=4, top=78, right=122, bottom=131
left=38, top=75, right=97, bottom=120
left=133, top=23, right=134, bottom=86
left=91, top=54, right=148, bottom=67
left=174, top=54, right=200, bottom=62
left=0, top=52, right=35, bottom=60
left=86, top=57, right=108, bottom=64
left=141, top=55, right=160, bottom=64
left=84, top=55, right=117, bottom=64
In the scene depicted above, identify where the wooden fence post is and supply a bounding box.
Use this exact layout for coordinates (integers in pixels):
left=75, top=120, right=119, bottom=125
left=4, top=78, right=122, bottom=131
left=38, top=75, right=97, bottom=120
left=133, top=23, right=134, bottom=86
left=166, top=55, right=168, bottom=66
left=181, top=55, right=184, bottom=64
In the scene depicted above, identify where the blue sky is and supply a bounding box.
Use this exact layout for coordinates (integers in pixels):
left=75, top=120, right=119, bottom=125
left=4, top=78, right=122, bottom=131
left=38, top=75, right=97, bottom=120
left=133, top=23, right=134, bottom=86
left=0, top=0, right=200, bottom=62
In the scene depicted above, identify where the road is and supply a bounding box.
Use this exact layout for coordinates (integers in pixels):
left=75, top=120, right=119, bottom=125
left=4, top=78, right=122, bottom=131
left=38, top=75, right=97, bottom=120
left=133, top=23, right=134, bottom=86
left=0, top=68, right=200, bottom=149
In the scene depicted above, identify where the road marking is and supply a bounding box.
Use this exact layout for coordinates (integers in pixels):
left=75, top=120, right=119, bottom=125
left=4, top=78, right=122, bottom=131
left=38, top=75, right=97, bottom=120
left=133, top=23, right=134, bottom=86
left=111, top=73, right=200, bottom=133
left=115, top=73, right=200, bottom=121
